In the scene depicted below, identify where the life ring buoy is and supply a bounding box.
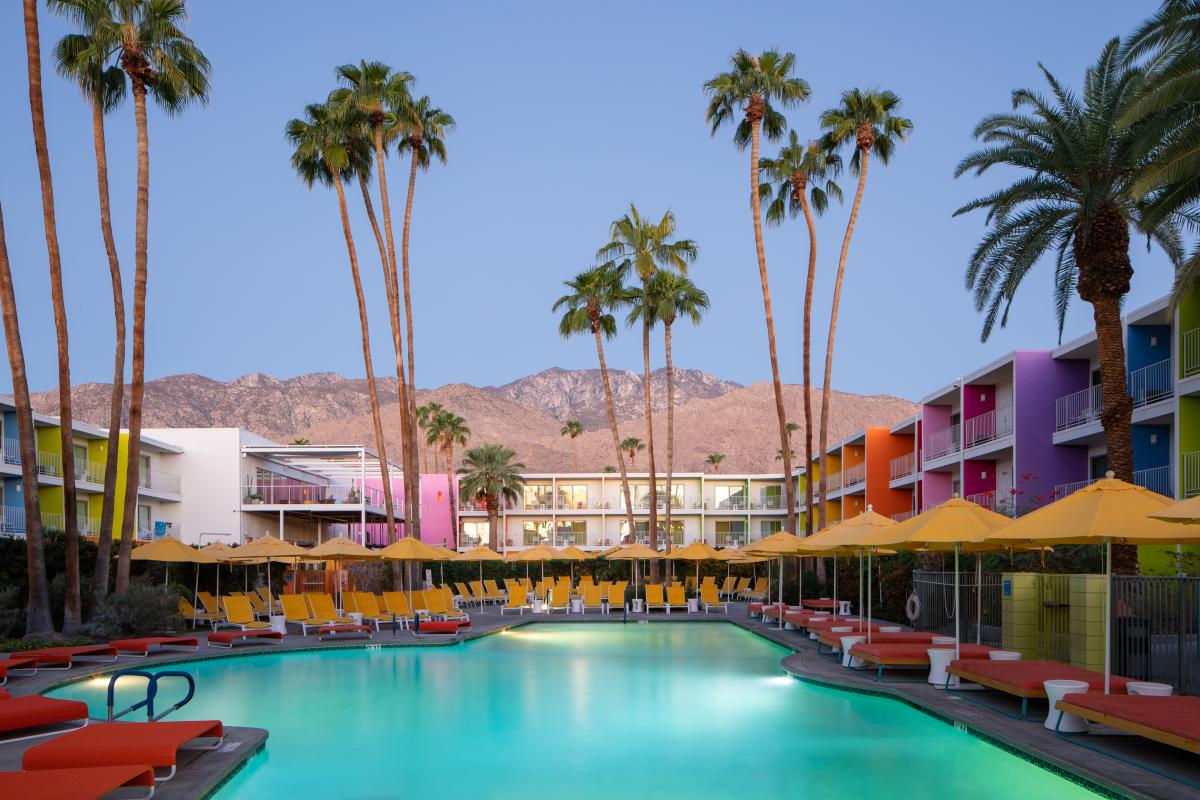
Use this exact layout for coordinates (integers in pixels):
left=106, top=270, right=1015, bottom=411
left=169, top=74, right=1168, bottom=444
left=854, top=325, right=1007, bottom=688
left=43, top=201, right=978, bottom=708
left=905, top=593, right=922, bottom=623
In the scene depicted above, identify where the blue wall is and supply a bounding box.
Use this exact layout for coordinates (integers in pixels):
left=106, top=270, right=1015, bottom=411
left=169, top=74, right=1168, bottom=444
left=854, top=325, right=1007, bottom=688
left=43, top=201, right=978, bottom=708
left=3, top=477, right=22, bottom=508
left=1132, top=424, right=1171, bottom=470
left=1127, top=324, right=1171, bottom=372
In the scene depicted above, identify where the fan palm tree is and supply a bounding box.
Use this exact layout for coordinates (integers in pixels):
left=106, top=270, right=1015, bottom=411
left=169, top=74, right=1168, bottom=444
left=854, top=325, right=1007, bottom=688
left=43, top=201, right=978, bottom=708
left=817, top=88, right=912, bottom=529
left=331, top=61, right=420, bottom=536
left=290, top=438, right=311, bottom=445
left=597, top=205, right=697, bottom=561
left=55, top=0, right=211, bottom=593
left=560, top=420, right=584, bottom=471
left=704, top=49, right=809, bottom=540
left=643, top=271, right=708, bottom=554
left=50, top=0, right=129, bottom=609
left=705, top=453, right=725, bottom=472
left=23, top=0, right=82, bottom=632
left=760, top=133, right=843, bottom=534
left=286, top=100, right=400, bottom=546
left=416, top=402, right=444, bottom=472
left=621, top=437, right=646, bottom=469
left=954, top=40, right=1182, bottom=574
left=457, top=444, right=525, bottom=551
left=0, top=205, right=52, bottom=635
left=553, top=265, right=637, bottom=539
left=427, top=410, right=469, bottom=547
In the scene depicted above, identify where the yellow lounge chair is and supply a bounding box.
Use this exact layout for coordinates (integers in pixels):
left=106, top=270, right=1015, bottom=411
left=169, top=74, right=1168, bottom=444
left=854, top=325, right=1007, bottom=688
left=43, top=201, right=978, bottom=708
left=521, top=578, right=534, bottom=593
left=424, top=589, right=469, bottom=621
left=582, top=585, right=605, bottom=614
left=351, top=592, right=390, bottom=630
left=219, top=595, right=273, bottom=630
left=741, top=578, right=769, bottom=602
left=645, top=584, right=668, bottom=613
left=534, top=579, right=550, bottom=600
left=256, top=588, right=281, bottom=614
left=666, top=585, right=689, bottom=614
left=500, top=585, right=527, bottom=615
left=701, top=583, right=728, bottom=614
left=343, top=593, right=361, bottom=613
left=246, top=590, right=272, bottom=619
left=381, top=592, right=413, bottom=628
left=484, top=579, right=506, bottom=601
left=503, top=578, right=520, bottom=596
left=606, top=583, right=625, bottom=613
left=197, top=591, right=221, bottom=615
left=546, top=584, right=570, bottom=613
left=179, top=598, right=224, bottom=629
left=280, top=594, right=330, bottom=636
left=448, top=583, right=472, bottom=607
left=717, top=577, right=737, bottom=599
left=305, top=593, right=356, bottom=625
left=701, top=575, right=716, bottom=587
left=468, top=581, right=494, bottom=605
left=409, top=590, right=430, bottom=616
left=733, top=577, right=754, bottom=598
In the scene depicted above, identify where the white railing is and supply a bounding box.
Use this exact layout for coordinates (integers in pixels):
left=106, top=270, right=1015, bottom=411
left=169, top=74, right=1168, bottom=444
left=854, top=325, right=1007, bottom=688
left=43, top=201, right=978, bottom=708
left=751, top=495, right=784, bottom=510
left=889, top=452, right=916, bottom=481
left=1053, top=478, right=1096, bottom=499
left=1055, top=385, right=1103, bottom=432
left=963, top=405, right=1013, bottom=449
left=1129, top=358, right=1174, bottom=408
left=1, top=505, right=24, bottom=534
left=1184, top=327, right=1200, bottom=379
left=74, top=459, right=104, bottom=484
left=36, top=449, right=62, bottom=477
left=140, top=467, right=181, bottom=495
left=890, top=510, right=915, bottom=522
left=244, top=480, right=378, bottom=506
left=824, top=471, right=842, bottom=492
left=1185, top=451, right=1200, bottom=499
left=965, top=490, right=997, bottom=512
left=41, top=512, right=64, bottom=531
left=923, top=424, right=961, bottom=462
left=843, top=462, right=866, bottom=488
left=77, top=516, right=103, bottom=536
left=714, top=496, right=747, bottom=511
left=1135, top=465, right=1173, bottom=497
left=2, top=437, right=19, bottom=465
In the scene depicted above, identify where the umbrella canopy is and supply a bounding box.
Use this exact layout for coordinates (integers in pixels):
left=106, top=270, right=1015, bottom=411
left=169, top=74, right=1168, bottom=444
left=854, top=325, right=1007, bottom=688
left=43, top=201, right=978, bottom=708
left=228, top=534, right=307, bottom=560
left=667, top=542, right=721, bottom=561
left=741, top=530, right=805, bottom=555
left=604, top=543, right=661, bottom=560
left=796, top=508, right=896, bottom=552
left=132, top=537, right=216, bottom=564
left=200, top=542, right=237, bottom=560
left=986, top=475, right=1200, bottom=693
left=510, top=544, right=559, bottom=562
left=455, top=545, right=505, bottom=562
left=1150, top=494, right=1200, bottom=524
left=303, top=536, right=379, bottom=562
left=556, top=546, right=592, bottom=561
left=378, top=536, right=443, bottom=561
left=859, top=497, right=1012, bottom=550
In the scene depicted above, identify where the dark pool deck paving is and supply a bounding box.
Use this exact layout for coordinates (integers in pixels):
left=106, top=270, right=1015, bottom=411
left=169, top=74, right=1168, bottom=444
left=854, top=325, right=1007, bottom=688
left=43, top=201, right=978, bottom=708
left=1, top=604, right=1197, bottom=799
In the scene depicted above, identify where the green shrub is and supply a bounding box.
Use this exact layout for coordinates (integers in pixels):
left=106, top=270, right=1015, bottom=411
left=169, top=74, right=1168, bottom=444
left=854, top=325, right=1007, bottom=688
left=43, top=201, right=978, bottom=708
left=0, top=635, right=98, bottom=653
left=0, top=586, right=24, bottom=639
left=86, top=578, right=183, bottom=638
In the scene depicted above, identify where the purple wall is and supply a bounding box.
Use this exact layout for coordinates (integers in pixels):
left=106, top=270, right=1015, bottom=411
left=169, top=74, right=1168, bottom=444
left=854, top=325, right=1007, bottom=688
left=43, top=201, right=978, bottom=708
left=963, top=458, right=996, bottom=497
left=1014, top=351, right=1089, bottom=508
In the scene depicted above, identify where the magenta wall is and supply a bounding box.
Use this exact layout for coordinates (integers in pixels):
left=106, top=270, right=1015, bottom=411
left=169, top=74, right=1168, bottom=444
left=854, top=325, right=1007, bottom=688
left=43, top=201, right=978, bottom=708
left=963, top=458, right=996, bottom=497
left=360, top=474, right=456, bottom=547
left=1014, top=351, right=1089, bottom=508
left=963, top=383, right=996, bottom=423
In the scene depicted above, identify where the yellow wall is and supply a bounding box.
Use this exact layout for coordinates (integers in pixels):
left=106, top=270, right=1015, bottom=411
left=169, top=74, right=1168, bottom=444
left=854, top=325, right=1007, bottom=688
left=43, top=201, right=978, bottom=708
left=110, top=433, right=130, bottom=537
left=35, top=424, right=61, bottom=456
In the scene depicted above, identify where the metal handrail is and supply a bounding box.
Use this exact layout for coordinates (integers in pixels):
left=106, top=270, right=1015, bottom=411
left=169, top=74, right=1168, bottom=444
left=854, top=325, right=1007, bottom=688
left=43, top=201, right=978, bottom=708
left=963, top=405, right=1013, bottom=449
left=923, top=424, right=961, bottom=462
left=106, top=669, right=196, bottom=722
left=1055, top=385, right=1103, bottom=432
left=1129, top=357, right=1174, bottom=408
left=889, top=452, right=916, bottom=481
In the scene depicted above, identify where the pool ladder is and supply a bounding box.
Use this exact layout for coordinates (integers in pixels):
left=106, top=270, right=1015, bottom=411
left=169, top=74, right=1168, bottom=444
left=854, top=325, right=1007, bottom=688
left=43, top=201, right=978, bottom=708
left=106, top=669, right=196, bottom=722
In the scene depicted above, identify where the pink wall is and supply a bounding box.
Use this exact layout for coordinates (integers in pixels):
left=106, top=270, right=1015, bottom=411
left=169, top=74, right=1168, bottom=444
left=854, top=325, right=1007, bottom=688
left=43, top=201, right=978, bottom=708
left=963, top=383, right=995, bottom=423
left=963, top=458, right=996, bottom=498
left=922, top=471, right=952, bottom=510
left=360, top=474, right=456, bottom=547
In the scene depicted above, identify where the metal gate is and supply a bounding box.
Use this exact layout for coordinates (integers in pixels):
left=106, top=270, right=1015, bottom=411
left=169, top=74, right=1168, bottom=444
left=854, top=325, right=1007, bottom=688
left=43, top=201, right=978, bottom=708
left=1036, top=574, right=1072, bottom=663
left=1112, top=576, right=1199, bottom=694
left=911, top=570, right=1003, bottom=647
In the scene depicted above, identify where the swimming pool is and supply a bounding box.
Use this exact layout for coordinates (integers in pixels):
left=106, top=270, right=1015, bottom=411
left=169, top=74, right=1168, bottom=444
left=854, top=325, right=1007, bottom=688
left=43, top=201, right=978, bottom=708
left=50, top=623, right=1103, bottom=799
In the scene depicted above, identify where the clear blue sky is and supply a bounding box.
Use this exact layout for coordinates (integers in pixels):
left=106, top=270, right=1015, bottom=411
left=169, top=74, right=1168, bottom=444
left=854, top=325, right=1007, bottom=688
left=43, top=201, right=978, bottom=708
left=0, top=1, right=1174, bottom=400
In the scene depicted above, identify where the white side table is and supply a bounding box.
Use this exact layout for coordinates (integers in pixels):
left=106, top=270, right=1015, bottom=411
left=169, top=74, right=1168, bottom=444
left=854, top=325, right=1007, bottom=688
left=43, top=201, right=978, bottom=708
left=269, top=614, right=287, bottom=635
left=1128, top=681, right=1173, bottom=696
left=879, top=626, right=902, bottom=633
left=932, top=636, right=957, bottom=646
left=840, top=635, right=867, bottom=668
left=989, top=650, right=1022, bottom=661
left=837, top=600, right=852, bottom=616
left=1044, top=679, right=1091, bottom=732
left=927, top=648, right=957, bottom=687
left=806, top=616, right=827, bottom=640
left=532, top=599, right=545, bottom=614
left=570, top=598, right=583, bottom=614
left=631, top=598, right=644, bottom=614
left=347, top=612, right=363, bottom=624
left=687, top=598, right=699, bottom=613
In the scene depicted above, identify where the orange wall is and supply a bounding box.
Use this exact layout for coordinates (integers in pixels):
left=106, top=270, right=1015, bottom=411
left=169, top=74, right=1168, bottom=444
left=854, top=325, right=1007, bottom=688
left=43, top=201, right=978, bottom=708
left=864, top=428, right=914, bottom=518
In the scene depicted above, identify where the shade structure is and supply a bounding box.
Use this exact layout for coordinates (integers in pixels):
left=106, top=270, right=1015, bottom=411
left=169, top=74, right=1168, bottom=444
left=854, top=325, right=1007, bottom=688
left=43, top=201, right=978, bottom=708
left=132, top=538, right=217, bottom=619
left=554, top=545, right=591, bottom=583
left=986, top=476, right=1200, bottom=693
left=604, top=544, right=662, bottom=598
left=227, top=535, right=308, bottom=609
left=428, top=545, right=459, bottom=584
left=667, top=542, right=721, bottom=594
left=1150, top=494, right=1200, bottom=524
left=199, top=542, right=238, bottom=607
left=743, top=532, right=810, bottom=627
left=378, top=536, right=442, bottom=561
left=510, top=544, right=559, bottom=584
left=301, top=536, right=379, bottom=609
left=455, top=545, right=506, bottom=598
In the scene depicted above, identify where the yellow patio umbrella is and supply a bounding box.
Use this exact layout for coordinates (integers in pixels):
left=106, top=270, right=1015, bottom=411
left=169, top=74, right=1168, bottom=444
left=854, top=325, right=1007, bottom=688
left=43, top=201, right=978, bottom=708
left=798, top=508, right=897, bottom=632
left=555, top=545, right=592, bottom=584
left=227, top=534, right=308, bottom=610
left=302, top=536, right=379, bottom=610
left=744, top=531, right=809, bottom=628
left=199, top=541, right=239, bottom=602
left=667, top=542, right=721, bottom=596
left=604, top=543, right=662, bottom=599
left=132, top=538, right=217, bottom=622
left=454, top=545, right=506, bottom=599
left=380, top=536, right=445, bottom=603
left=428, top=545, right=459, bottom=586
left=511, top=543, right=559, bottom=585
left=986, top=475, right=1200, bottom=693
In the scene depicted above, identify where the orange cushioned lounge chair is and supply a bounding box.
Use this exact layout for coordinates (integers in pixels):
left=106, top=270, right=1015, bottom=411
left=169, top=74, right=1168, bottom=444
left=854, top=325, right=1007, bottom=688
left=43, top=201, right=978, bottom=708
left=814, top=629, right=941, bottom=655
left=10, top=645, right=118, bottom=670
left=0, top=686, right=90, bottom=743
left=849, top=642, right=995, bottom=682
left=947, top=658, right=1132, bottom=720
left=0, top=764, right=156, bottom=800
left=22, top=720, right=224, bottom=782
left=109, top=637, right=200, bottom=658
left=0, top=656, right=38, bottom=684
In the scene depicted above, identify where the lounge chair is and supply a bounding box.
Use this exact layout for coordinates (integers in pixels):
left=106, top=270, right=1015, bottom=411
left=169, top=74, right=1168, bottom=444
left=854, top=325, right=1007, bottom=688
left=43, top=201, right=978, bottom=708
left=207, top=630, right=282, bottom=649
left=598, top=580, right=611, bottom=596
left=109, top=637, right=200, bottom=657
left=546, top=584, right=570, bottom=613
left=455, top=582, right=479, bottom=606
left=503, top=578, right=520, bottom=597
left=467, top=582, right=492, bottom=606
left=0, top=687, right=89, bottom=744
left=666, top=586, right=689, bottom=614
left=730, top=577, right=751, bottom=598
left=946, top=659, right=1132, bottom=720
left=849, top=642, right=995, bottom=682
left=22, top=720, right=224, bottom=782
left=581, top=585, right=605, bottom=613
left=408, top=590, right=432, bottom=617
left=501, top=585, right=528, bottom=615
left=381, top=592, right=414, bottom=628
left=740, top=578, right=769, bottom=602
left=178, top=599, right=223, bottom=629
left=701, top=576, right=716, bottom=588
left=217, top=596, right=273, bottom=632
left=245, top=590, right=272, bottom=619
left=700, top=584, right=728, bottom=613
left=0, top=657, right=37, bottom=684
left=305, top=593, right=356, bottom=625
left=11, top=645, right=117, bottom=670
left=0, top=764, right=156, bottom=800
left=645, top=584, right=668, bottom=614
left=607, top=583, right=625, bottom=613
left=424, top=589, right=470, bottom=622
left=196, top=592, right=221, bottom=615
left=717, top=576, right=737, bottom=599
left=280, top=594, right=331, bottom=637
left=255, top=588, right=281, bottom=615
left=484, top=579, right=507, bottom=601
left=814, top=629, right=940, bottom=655
left=350, top=592, right=390, bottom=630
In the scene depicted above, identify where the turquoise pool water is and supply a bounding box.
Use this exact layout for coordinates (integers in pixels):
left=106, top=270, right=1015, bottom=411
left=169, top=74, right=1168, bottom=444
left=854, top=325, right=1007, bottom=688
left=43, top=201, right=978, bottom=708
left=50, top=624, right=1102, bottom=799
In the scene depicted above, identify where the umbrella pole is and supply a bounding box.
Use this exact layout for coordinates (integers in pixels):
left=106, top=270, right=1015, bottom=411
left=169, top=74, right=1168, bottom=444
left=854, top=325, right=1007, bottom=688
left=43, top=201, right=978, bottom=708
left=192, top=566, right=198, bottom=612
left=976, top=554, right=982, bottom=646
left=778, top=557, right=784, bottom=630
left=954, top=544, right=961, bottom=661
left=833, top=557, right=837, bottom=619
left=867, top=548, right=872, bottom=644
left=1104, top=539, right=1112, bottom=695
left=858, top=549, right=864, bottom=634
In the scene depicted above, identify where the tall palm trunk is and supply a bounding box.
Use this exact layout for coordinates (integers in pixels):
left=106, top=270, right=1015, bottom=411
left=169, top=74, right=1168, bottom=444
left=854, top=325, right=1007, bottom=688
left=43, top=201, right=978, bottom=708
left=331, top=163, right=398, bottom=550
left=592, top=318, right=637, bottom=543
left=443, top=439, right=457, bottom=548
left=641, top=310, right=659, bottom=580
left=799, top=190, right=817, bottom=538
left=746, top=105, right=796, bottom=536
left=24, top=0, right=80, bottom=630
left=819, top=137, right=871, bottom=531
left=90, top=95, right=125, bottom=606
left=401, top=153, right=422, bottom=519
left=485, top=496, right=499, bottom=552
left=371, top=125, right=419, bottom=539
left=663, top=320, right=676, bottom=575
left=115, top=77, right=150, bottom=594
left=0, top=205, right=53, bottom=636
left=570, top=437, right=578, bottom=471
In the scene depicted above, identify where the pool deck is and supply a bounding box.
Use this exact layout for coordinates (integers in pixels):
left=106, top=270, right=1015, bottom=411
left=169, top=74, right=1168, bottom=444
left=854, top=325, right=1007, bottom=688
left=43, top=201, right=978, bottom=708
left=2, top=604, right=1197, bottom=799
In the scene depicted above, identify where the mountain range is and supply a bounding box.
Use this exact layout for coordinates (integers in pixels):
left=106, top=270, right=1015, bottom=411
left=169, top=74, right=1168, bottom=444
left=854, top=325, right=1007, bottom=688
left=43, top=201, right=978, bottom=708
left=30, top=368, right=916, bottom=473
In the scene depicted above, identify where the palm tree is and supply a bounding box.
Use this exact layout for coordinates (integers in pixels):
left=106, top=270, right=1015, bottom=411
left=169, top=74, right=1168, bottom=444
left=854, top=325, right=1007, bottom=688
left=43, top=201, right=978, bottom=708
left=67, top=0, right=211, bottom=593
left=704, top=49, right=808, bottom=540
left=597, top=205, right=697, bottom=562
left=393, top=96, right=454, bottom=479
left=290, top=438, right=311, bottom=445
left=817, top=88, right=912, bottom=529
left=416, top=402, right=444, bottom=472
left=621, top=437, right=646, bottom=469
left=643, top=271, right=708, bottom=555
left=760, top=131, right=844, bottom=535
left=560, top=420, right=584, bottom=471
left=287, top=100, right=400, bottom=547
left=23, top=0, right=82, bottom=632
left=553, top=265, right=638, bottom=539
left=457, top=444, right=525, bottom=551
left=705, top=453, right=724, bottom=472
left=0, top=205, right=53, bottom=635
left=954, top=40, right=1181, bottom=574
left=776, top=448, right=796, bottom=462
left=331, top=61, right=421, bottom=537
left=603, top=465, right=617, bottom=473
left=427, top=409, right=469, bottom=547
left=50, top=0, right=129, bottom=608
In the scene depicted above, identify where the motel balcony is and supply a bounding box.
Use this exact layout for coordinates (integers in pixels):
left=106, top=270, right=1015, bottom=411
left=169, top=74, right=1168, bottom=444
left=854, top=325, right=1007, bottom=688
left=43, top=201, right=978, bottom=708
left=0, top=508, right=103, bottom=536
left=922, top=423, right=961, bottom=467
left=841, top=463, right=866, bottom=491
left=1053, top=465, right=1174, bottom=501
left=1, top=438, right=66, bottom=479
left=889, top=452, right=916, bottom=484
left=137, top=467, right=182, bottom=498
left=889, top=510, right=915, bottom=522
left=243, top=481, right=381, bottom=508
left=962, top=405, right=1014, bottom=452
left=1055, top=358, right=1174, bottom=439
left=1183, top=326, right=1200, bottom=380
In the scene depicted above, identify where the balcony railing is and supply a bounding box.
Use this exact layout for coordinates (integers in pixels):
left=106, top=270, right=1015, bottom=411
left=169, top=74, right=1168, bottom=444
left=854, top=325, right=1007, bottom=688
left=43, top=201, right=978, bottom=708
left=965, top=490, right=997, bottom=512
left=1135, top=465, right=1173, bottom=497
left=36, top=450, right=61, bottom=477
left=923, top=424, right=961, bottom=462
left=714, top=530, right=747, bottom=547
left=1, top=505, right=24, bottom=535
left=1186, top=451, right=1200, bottom=499
left=1129, top=358, right=1174, bottom=408
left=73, top=459, right=104, bottom=484
left=823, top=471, right=842, bottom=492
left=889, top=510, right=915, bottom=522
left=1184, top=327, right=1200, bottom=379
left=889, top=452, right=916, bottom=481
left=751, top=495, right=784, bottom=510
left=963, top=405, right=1014, bottom=449
left=714, top=497, right=747, bottom=511
left=842, top=463, right=866, bottom=489
left=244, top=481, right=379, bottom=506
left=139, top=467, right=181, bottom=495
left=1055, top=385, right=1103, bottom=432
left=1053, top=478, right=1096, bottom=499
